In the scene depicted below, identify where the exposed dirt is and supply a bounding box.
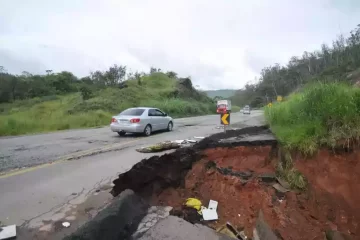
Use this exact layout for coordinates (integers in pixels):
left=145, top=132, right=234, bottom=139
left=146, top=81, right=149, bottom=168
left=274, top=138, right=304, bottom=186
left=150, top=146, right=359, bottom=240
left=294, top=149, right=360, bottom=238
left=111, top=127, right=359, bottom=239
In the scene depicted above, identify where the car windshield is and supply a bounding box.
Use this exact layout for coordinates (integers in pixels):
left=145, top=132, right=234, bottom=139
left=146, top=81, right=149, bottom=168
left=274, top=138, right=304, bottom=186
left=118, top=108, right=145, bottom=116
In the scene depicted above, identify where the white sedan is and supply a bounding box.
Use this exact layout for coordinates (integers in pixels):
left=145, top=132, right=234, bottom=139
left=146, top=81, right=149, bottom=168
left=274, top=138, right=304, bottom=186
left=110, top=107, right=174, bottom=136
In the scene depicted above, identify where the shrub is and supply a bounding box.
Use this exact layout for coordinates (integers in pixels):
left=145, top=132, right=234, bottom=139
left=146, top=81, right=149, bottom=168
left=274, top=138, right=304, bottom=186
left=265, top=82, right=360, bottom=154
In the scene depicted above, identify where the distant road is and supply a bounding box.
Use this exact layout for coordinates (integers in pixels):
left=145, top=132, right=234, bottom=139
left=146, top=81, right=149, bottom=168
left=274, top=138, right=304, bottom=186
left=0, top=112, right=264, bottom=173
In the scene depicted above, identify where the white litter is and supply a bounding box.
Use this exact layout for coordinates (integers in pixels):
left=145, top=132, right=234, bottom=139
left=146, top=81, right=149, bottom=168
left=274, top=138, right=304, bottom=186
left=62, top=222, right=71, bottom=228
left=185, top=139, right=197, bottom=143
left=202, top=199, right=219, bottom=221
left=0, top=225, right=16, bottom=240
left=208, top=200, right=218, bottom=210
left=202, top=208, right=218, bottom=220
left=172, top=140, right=186, bottom=144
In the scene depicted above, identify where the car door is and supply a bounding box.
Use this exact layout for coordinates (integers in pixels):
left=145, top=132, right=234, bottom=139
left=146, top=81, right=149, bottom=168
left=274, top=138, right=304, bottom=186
left=154, top=109, right=167, bottom=130
left=148, top=109, right=159, bottom=131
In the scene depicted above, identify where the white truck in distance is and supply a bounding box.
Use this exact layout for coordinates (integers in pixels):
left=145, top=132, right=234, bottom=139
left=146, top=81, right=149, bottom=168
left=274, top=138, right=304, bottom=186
left=216, top=100, right=231, bottom=114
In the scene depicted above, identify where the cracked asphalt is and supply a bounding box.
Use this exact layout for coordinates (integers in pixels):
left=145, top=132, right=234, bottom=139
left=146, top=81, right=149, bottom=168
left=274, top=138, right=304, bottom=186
left=0, top=111, right=265, bottom=239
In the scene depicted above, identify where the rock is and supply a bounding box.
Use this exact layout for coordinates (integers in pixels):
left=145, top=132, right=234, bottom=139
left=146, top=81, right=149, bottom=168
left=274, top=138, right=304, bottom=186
left=258, top=173, right=277, bottom=183
left=272, top=183, right=289, bottom=193
left=276, top=178, right=291, bottom=190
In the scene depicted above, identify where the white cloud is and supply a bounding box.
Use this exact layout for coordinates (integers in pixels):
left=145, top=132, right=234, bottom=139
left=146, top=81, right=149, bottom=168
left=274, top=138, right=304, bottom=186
left=0, top=0, right=359, bottom=89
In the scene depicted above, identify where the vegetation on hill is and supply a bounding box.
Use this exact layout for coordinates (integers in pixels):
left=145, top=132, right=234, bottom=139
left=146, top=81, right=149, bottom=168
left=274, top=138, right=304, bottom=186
left=205, top=89, right=236, bottom=99
left=231, top=24, right=360, bottom=108
left=265, top=82, right=360, bottom=155
left=0, top=66, right=214, bottom=136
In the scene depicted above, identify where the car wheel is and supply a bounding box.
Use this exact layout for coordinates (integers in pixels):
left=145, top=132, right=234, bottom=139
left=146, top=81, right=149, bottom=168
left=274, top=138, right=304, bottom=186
left=167, top=122, right=173, bottom=131
left=117, top=132, right=126, bottom=136
left=144, top=124, right=152, bottom=136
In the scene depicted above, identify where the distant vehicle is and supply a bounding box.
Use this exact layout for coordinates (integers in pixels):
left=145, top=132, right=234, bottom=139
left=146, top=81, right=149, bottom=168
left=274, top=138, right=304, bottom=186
left=110, top=107, right=173, bottom=136
left=216, top=100, right=231, bottom=114
left=243, top=105, right=251, bottom=115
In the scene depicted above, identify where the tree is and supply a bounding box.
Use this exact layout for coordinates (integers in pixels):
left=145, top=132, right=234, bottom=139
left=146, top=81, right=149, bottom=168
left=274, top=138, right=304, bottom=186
left=104, top=64, right=126, bottom=86
left=150, top=67, right=157, bottom=74
left=80, top=86, right=93, bottom=100
left=166, top=71, right=178, bottom=78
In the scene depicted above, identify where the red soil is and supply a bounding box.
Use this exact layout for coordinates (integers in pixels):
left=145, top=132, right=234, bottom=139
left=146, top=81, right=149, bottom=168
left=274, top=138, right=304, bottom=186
left=151, top=146, right=360, bottom=239
left=295, top=149, right=360, bottom=238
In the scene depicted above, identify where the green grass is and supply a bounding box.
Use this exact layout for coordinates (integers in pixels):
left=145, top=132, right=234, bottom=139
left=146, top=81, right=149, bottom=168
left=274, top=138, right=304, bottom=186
left=265, top=82, right=360, bottom=154
left=0, top=73, right=214, bottom=136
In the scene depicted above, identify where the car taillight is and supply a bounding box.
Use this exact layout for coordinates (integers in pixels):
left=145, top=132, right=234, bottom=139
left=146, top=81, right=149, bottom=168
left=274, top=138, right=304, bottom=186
left=111, top=118, right=117, bottom=123
left=130, top=118, right=140, bottom=123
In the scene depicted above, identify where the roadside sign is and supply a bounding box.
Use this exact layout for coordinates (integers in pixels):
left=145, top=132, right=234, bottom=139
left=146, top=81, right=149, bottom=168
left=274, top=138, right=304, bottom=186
left=267, top=103, right=272, bottom=107
left=277, top=96, right=282, bottom=102
left=220, top=113, right=230, bottom=125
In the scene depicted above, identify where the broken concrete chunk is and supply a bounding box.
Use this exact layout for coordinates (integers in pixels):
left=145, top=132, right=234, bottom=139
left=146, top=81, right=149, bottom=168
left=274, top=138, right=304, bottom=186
left=276, top=178, right=291, bottom=190
left=272, top=183, right=289, bottom=193
left=258, top=173, right=277, bottom=183
left=136, top=141, right=181, bottom=153
left=0, top=225, right=16, bottom=240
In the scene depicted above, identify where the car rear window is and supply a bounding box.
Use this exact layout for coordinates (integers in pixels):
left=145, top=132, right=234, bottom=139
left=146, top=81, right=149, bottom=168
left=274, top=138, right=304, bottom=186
left=119, top=108, right=145, bottom=116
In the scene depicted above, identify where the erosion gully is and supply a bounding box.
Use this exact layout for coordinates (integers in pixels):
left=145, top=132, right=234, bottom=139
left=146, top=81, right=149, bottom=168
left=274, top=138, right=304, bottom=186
left=74, top=126, right=360, bottom=240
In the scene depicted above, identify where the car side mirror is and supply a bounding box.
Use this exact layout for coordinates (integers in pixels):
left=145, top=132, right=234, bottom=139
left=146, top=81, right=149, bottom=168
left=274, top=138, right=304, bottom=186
left=164, top=113, right=168, bottom=116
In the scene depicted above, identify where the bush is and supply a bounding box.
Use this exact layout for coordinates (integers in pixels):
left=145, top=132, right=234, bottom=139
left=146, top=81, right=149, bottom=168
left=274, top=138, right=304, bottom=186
left=265, top=82, right=360, bottom=154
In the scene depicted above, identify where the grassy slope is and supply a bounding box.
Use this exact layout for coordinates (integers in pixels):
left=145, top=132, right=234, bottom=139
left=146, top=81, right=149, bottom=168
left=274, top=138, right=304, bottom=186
left=265, top=82, right=360, bottom=155
left=0, top=73, right=214, bottom=136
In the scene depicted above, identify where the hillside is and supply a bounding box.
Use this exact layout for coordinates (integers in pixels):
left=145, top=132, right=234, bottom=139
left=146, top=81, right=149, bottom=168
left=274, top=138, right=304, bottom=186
left=231, top=24, right=360, bottom=107
left=0, top=71, right=214, bottom=136
left=205, top=89, right=236, bottom=98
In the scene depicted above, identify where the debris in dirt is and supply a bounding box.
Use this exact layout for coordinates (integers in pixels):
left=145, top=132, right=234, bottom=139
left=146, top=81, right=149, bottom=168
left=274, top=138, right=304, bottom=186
left=276, top=177, right=291, bottom=190
left=185, top=198, right=202, bottom=211
left=62, top=222, right=70, bottom=228
left=201, top=200, right=219, bottom=221
left=258, top=173, right=277, bottom=183
left=185, top=139, right=198, bottom=143
left=217, top=222, right=246, bottom=240
left=217, top=167, right=253, bottom=180
left=272, top=183, right=289, bottom=193
left=0, top=224, right=16, bottom=240
left=202, top=208, right=218, bottom=221
left=208, top=200, right=218, bottom=211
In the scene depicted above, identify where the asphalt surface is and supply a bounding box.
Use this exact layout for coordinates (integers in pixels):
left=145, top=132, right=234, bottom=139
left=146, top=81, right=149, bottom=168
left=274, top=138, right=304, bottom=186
left=0, top=111, right=265, bottom=239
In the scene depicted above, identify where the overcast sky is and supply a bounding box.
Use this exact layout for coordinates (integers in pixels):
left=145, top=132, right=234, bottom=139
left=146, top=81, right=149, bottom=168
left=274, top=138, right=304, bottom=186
left=0, top=0, right=359, bottom=90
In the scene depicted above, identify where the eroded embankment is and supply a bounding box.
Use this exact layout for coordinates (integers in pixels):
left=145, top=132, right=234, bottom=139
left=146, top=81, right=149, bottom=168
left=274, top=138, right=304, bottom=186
left=111, top=126, right=360, bottom=240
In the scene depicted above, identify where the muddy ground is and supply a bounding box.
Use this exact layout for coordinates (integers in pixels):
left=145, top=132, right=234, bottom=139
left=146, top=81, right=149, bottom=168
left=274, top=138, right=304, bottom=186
left=111, top=127, right=359, bottom=240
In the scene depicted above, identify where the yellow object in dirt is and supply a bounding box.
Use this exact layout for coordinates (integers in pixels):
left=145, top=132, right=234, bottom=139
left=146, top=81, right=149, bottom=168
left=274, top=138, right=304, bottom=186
left=184, top=198, right=202, bottom=211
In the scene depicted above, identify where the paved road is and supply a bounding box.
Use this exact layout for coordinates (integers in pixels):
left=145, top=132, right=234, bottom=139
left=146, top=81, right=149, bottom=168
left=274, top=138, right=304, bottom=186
left=0, top=111, right=265, bottom=239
